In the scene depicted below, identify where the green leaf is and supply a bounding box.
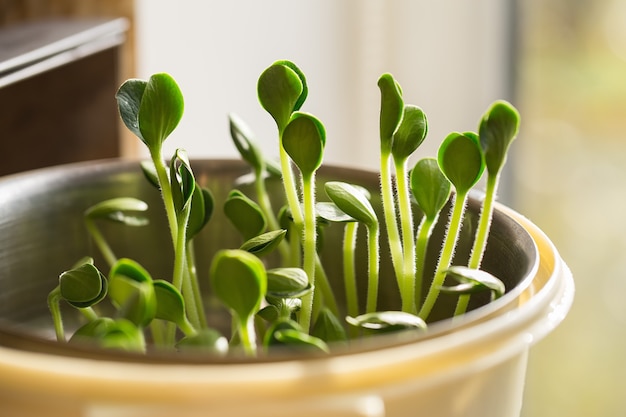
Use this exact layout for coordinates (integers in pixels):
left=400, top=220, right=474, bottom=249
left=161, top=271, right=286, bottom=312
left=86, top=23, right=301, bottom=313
left=224, top=191, right=267, bottom=240
left=240, top=229, right=287, bottom=257
left=210, top=249, right=267, bottom=322
left=109, top=258, right=153, bottom=283
left=266, top=267, right=312, bottom=298
left=346, top=311, right=427, bottom=333
left=437, top=132, right=485, bottom=195
left=153, top=279, right=187, bottom=325
left=59, top=263, right=107, bottom=308
left=311, top=307, right=347, bottom=343
left=257, top=62, right=304, bottom=131
left=324, top=181, right=377, bottom=228
left=479, top=100, right=520, bottom=175
left=274, top=329, right=329, bottom=353
left=377, top=73, right=404, bottom=152
left=70, top=317, right=115, bottom=343
left=410, top=158, right=452, bottom=220
left=115, top=79, right=147, bottom=142
left=137, top=73, right=184, bottom=150
left=315, top=201, right=356, bottom=223
left=169, top=148, right=196, bottom=214
left=108, top=259, right=156, bottom=327
left=98, top=318, right=146, bottom=352
left=229, top=113, right=265, bottom=174
left=282, top=112, right=326, bottom=177
left=72, top=318, right=146, bottom=353
left=187, top=186, right=214, bottom=240
left=84, top=198, right=149, bottom=227
left=441, top=265, right=505, bottom=300
left=176, top=328, right=229, bottom=355
left=392, top=105, right=428, bottom=161
left=274, top=60, right=308, bottom=112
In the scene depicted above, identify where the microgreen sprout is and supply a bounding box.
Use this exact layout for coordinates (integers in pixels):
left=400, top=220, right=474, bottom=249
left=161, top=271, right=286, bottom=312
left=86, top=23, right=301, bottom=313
left=49, top=60, right=517, bottom=357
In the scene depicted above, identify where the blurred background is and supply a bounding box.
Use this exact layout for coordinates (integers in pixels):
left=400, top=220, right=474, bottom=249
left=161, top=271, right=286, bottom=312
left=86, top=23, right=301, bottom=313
left=1, top=0, right=625, bottom=415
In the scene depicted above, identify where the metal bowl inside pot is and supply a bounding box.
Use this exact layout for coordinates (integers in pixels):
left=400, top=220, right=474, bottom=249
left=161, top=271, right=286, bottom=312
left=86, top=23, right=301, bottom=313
left=0, top=159, right=537, bottom=362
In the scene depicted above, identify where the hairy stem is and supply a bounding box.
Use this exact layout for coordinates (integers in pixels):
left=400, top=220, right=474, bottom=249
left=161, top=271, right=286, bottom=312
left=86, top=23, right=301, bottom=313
left=380, top=152, right=404, bottom=289
left=455, top=175, right=499, bottom=316
left=414, top=215, right=436, bottom=312
left=419, top=192, right=468, bottom=320
left=366, top=224, right=381, bottom=314
left=394, top=158, right=416, bottom=313
left=298, top=175, right=317, bottom=332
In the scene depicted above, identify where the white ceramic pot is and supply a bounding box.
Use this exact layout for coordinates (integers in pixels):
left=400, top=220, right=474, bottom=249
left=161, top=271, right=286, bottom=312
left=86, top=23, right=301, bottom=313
left=0, top=160, right=573, bottom=417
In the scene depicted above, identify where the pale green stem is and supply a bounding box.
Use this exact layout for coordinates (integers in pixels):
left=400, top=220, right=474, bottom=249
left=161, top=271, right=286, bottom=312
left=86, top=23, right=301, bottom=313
left=380, top=151, right=404, bottom=287
left=298, top=175, right=317, bottom=332
left=47, top=288, right=64, bottom=342
left=455, top=175, right=499, bottom=316
left=149, top=147, right=178, bottom=245
left=186, top=242, right=207, bottom=328
left=394, top=158, right=416, bottom=313
left=343, top=222, right=359, bottom=319
left=366, top=224, right=380, bottom=314
left=279, top=146, right=304, bottom=227
left=179, top=315, right=198, bottom=338
left=149, top=320, right=167, bottom=346
left=289, top=221, right=302, bottom=268
left=79, top=307, right=98, bottom=322
left=414, top=215, right=437, bottom=312
left=84, top=220, right=116, bottom=268
left=239, top=316, right=257, bottom=357
left=419, top=192, right=469, bottom=320
left=165, top=207, right=194, bottom=344
left=314, top=255, right=339, bottom=317
left=174, top=211, right=202, bottom=334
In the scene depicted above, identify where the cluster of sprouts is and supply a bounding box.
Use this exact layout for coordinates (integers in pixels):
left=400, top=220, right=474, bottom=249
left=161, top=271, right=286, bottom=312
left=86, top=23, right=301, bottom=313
left=48, top=60, right=519, bottom=356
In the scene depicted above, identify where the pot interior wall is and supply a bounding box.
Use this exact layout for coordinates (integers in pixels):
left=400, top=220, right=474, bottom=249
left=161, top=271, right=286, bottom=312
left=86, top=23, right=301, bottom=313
left=0, top=159, right=536, bottom=357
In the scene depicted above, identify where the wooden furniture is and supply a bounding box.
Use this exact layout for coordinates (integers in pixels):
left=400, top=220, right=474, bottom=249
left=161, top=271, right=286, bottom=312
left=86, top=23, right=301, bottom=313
left=0, top=18, right=128, bottom=176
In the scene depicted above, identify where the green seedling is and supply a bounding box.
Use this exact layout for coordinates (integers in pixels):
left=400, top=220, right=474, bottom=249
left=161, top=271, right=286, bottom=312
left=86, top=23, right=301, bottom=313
left=282, top=111, right=326, bottom=331
left=410, top=158, right=452, bottom=310
left=324, top=181, right=380, bottom=314
left=210, top=249, right=267, bottom=356
left=454, top=101, right=520, bottom=315
left=391, top=105, right=428, bottom=313
left=419, top=132, right=485, bottom=320
left=377, top=73, right=405, bottom=287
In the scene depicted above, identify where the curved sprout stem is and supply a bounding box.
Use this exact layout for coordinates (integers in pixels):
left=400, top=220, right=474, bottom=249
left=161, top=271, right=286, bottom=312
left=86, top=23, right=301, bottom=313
left=84, top=219, right=117, bottom=268
left=47, top=287, right=64, bottom=342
